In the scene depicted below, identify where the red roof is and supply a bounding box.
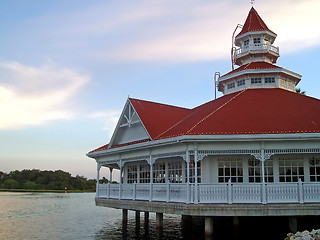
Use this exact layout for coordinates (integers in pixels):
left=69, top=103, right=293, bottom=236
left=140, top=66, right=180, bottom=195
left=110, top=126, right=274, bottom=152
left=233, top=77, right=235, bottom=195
left=129, top=98, right=192, bottom=139
left=90, top=88, right=320, bottom=152
left=158, top=88, right=320, bottom=137
left=236, top=7, right=276, bottom=38
left=221, top=62, right=280, bottom=77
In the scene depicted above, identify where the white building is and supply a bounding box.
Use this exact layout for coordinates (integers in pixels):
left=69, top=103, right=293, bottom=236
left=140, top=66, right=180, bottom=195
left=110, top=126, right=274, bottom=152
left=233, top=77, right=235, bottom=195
left=87, top=7, right=320, bottom=235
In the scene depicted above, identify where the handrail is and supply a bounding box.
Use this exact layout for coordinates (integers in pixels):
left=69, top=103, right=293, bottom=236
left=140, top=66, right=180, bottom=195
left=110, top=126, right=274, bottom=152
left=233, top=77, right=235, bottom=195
left=234, top=43, right=279, bottom=58
left=97, top=181, right=320, bottom=205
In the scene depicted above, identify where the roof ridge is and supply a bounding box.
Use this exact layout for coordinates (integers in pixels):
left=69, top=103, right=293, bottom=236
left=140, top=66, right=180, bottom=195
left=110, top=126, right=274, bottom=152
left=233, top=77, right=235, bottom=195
left=129, top=97, right=191, bottom=111
left=186, top=89, right=247, bottom=134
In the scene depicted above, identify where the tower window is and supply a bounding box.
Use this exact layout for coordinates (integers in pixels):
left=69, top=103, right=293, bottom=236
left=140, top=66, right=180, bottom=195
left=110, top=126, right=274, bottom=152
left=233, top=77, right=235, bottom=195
left=265, top=77, right=275, bottom=83
left=227, top=82, right=235, bottom=89
left=251, top=78, right=261, bottom=84
left=253, top=38, right=261, bottom=46
left=244, top=40, right=249, bottom=48
left=237, top=79, right=245, bottom=86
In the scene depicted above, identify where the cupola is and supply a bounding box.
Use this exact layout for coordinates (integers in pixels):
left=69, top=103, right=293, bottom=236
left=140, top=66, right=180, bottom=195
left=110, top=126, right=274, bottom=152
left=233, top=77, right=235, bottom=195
left=233, top=7, right=279, bottom=66
left=218, top=7, right=301, bottom=96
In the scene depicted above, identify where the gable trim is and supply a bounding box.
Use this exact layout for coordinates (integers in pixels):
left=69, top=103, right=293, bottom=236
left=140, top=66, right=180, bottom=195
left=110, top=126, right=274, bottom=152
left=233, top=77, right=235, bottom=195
left=108, top=98, right=152, bottom=149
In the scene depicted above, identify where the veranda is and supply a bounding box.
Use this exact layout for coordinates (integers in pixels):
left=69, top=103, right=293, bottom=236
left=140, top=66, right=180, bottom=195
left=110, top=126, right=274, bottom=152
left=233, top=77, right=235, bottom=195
left=96, top=150, right=320, bottom=204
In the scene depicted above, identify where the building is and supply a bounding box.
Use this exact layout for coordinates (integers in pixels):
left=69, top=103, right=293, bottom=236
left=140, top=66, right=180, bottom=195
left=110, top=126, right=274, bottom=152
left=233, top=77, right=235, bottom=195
left=87, top=7, right=320, bottom=235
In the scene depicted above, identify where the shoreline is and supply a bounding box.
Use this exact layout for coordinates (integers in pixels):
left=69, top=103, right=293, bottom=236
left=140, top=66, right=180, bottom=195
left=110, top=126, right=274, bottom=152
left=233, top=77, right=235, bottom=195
left=0, top=188, right=94, bottom=193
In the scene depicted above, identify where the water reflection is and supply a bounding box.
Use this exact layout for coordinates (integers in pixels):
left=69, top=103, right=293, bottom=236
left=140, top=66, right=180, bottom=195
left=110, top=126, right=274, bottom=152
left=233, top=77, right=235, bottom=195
left=1, top=192, right=319, bottom=240
left=96, top=214, right=316, bottom=240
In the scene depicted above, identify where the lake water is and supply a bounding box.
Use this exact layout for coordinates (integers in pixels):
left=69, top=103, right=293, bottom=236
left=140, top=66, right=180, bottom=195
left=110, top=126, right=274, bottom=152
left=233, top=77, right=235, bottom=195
left=0, top=192, right=318, bottom=240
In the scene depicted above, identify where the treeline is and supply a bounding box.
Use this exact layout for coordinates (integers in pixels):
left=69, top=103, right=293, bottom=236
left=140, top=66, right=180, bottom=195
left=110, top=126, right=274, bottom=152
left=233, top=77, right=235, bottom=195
left=0, top=169, right=106, bottom=191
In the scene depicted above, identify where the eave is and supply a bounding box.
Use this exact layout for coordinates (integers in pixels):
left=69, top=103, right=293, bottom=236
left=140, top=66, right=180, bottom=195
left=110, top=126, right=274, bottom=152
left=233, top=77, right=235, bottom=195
left=219, top=67, right=302, bottom=83
left=87, top=132, right=320, bottom=158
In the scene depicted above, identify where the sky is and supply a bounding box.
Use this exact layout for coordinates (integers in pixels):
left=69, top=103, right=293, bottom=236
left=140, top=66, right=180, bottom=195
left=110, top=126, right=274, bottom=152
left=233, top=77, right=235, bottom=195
left=1, top=0, right=320, bottom=180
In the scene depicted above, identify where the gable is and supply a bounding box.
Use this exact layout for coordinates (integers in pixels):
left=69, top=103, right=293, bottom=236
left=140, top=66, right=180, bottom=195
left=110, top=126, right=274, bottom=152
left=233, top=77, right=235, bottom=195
left=130, top=98, right=192, bottom=139
left=108, top=99, right=150, bottom=148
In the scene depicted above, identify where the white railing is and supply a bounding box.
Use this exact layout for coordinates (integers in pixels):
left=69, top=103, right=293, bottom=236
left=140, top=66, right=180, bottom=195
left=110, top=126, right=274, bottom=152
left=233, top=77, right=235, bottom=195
left=97, top=180, right=320, bottom=204
left=234, top=44, right=279, bottom=58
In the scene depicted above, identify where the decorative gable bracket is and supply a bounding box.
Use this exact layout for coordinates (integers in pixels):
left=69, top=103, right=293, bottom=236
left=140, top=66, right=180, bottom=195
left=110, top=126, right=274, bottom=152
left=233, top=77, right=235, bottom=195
left=108, top=98, right=151, bottom=148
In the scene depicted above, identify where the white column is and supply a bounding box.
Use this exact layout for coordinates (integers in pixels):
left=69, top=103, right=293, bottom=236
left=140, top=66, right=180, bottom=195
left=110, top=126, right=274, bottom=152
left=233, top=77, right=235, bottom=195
left=165, top=162, right=169, bottom=183
left=182, top=160, right=186, bottom=183
left=119, top=159, right=122, bottom=200
left=186, top=151, right=190, bottom=203
left=96, top=163, right=101, bottom=197
left=187, top=153, right=190, bottom=184
left=137, top=164, right=140, bottom=183
left=304, top=156, right=310, bottom=182
left=149, top=156, right=153, bottom=202
left=261, top=149, right=267, bottom=204
left=109, top=167, right=113, bottom=183
left=194, top=150, right=198, bottom=204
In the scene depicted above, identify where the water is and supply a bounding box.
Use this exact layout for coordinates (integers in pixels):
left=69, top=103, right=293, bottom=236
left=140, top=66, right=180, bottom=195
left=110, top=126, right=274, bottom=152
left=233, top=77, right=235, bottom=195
left=0, top=192, right=188, bottom=240
left=0, top=192, right=318, bottom=240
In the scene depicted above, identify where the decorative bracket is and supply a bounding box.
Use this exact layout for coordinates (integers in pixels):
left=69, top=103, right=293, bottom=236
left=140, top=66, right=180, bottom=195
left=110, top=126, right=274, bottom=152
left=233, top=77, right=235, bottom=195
left=250, top=151, right=274, bottom=162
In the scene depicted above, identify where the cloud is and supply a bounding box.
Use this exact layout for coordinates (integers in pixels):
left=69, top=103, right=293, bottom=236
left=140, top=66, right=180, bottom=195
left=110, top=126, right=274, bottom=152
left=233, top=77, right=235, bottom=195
left=88, top=0, right=320, bottom=62
left=14, top=1, right=319, bottom=64
left=88, top=110, right=121, bottom=139
left=264, top=0, right=320, bottom=54
left=0, top=61, right=89, bottom=130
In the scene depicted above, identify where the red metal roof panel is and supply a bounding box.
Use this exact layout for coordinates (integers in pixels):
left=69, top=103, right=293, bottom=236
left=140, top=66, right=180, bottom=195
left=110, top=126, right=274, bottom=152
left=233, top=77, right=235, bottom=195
left=236, top=7, right=276, bottom=38
left=221, top=62, right=280, bottom=77
left=129, top=98, right=193, bottom=139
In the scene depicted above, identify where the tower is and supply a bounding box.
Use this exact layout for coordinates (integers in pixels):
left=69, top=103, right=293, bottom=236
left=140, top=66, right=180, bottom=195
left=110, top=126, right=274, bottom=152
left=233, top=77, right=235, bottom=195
left=218, top=7, right=301, bottom=95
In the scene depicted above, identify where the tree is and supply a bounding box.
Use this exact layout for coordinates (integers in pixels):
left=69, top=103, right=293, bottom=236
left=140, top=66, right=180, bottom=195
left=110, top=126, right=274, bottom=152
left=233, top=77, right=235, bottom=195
left=23, top=181, right=39, bottom=189
left=0, top=169, right=96, bottom=191
left=296, top=87, right=306, bottom=95
left=2, top=179, right=20, bottom=189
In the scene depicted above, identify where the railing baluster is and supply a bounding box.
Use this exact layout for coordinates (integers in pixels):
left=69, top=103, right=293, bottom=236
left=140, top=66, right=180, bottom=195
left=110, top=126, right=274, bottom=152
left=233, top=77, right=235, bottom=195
left=298, top=179, right=304, bottom=204
left=228, top=179, right=232, bottom=204
left=133, top=182, right=136, bottom=201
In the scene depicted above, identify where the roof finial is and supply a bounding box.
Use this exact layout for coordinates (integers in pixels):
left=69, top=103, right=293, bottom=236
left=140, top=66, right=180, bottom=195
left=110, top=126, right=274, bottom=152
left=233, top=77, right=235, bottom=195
left=250, top=0, right=255, bottom=5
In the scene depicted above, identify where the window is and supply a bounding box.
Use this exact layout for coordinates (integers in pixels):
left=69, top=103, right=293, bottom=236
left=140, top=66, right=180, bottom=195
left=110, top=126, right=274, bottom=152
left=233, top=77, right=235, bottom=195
left=248, top=159, right=274, bottom=183
left=253, top=38, right=261, bottom=46
left=244, top=40, right=249, bottom=48
left=251, top=78, right=261, bottom=84
left=218, top=159, right=243, bottom=183
left=140, top=164, right=150, bottom=183
left=127, top=165, right=137, bottom=183
left=265, top=160, right=274, bottom=183
left=265, top=77, right=275, bottom=83
left=309, top=157, right=320, bottom=182
left=248, top=159, right=261, bottom=183
left=237, top=79, right=245, bottom=86
left=279, top=157, right=304, bottom=182
left=186, top=159, right=201, bottom=183
left=168, top=161, right=183, bottom=183
left=153, top=163, right=165, bottom=183
left=227, top=82, right=235, bottom=89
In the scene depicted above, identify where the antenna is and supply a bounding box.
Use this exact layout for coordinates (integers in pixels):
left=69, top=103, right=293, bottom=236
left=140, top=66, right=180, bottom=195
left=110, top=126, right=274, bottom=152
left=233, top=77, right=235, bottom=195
left=231, top=24, right=243, bottom=71
left=214, top=72, right=220, bottom=99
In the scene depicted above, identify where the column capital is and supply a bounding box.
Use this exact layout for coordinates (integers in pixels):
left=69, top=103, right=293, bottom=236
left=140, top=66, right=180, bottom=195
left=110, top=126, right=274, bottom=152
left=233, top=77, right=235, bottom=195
left=97, top=162, right=102, bottom=171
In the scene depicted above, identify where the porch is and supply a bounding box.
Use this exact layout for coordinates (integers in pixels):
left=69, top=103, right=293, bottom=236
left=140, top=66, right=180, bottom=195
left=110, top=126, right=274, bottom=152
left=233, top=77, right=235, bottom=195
left=234, top=43, right=279, bottom=58
left=97, top=181, right=320, bottom=205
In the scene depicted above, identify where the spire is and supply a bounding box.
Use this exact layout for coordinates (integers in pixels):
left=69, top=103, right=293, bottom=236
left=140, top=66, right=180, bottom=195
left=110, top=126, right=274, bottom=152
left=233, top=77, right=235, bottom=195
left=236, top=7, right=276, bottom=38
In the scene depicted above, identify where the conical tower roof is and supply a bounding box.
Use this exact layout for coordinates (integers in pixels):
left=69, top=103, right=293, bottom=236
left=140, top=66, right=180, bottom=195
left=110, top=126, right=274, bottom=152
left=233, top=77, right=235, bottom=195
left=236, top=7, right=276, bottom=38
